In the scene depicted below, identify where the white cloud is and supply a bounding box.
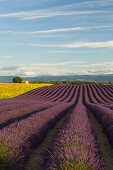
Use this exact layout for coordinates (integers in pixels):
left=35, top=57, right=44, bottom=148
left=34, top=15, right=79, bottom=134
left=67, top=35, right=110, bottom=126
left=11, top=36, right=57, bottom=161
left=37, top=61, right=82, bottom=66
left=0, top=31, right=12, bottom=34
left=1, top=56, right=13, bottom=58
left=0, top=25, right=112, bottom=35
left=23, top=71, right=36, bottom=76
left=88, top=68, right=113, bottom=75
left=20, top=61, right=83, bottom=66
left=0, top=64, right=83, bottom=76
left=23, top=40, right=113, bottom=48
left=91, top=62, right=113, bottom=67
left=60, top=40, right=113, bottom=48
left=80, top=0, right=113, bottom=8
left=0, top=62, right=113, bottom=76
left=0, top=65, right=18, bottom=71
left=0, top=1, right=112, bottom=21
left=50, top=49, right=111, bottom=54
left=77, top=62, right=113, bottom=68
left=0, top=7, right=107, bottom=20
left=11, top=25, right=113, bottom=34
left=25, top=25, right=113, bottom=33
left=50, top=50, right=73, bottom=53
left=59, top=0, right=113, bottom=9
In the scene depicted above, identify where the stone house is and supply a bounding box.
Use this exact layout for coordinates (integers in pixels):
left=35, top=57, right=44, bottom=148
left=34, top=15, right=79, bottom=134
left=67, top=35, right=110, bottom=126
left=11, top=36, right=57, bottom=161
left=21, top=80, right=29, bottom=84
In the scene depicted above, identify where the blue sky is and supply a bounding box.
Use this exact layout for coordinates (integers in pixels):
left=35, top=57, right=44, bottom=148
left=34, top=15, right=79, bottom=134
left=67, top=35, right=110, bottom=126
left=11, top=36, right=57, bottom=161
left=0, top=0, right=113, bottom=76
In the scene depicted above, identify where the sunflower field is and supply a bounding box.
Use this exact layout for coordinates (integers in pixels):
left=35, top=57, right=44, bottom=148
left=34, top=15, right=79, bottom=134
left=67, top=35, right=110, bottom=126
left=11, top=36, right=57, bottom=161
left=0, top=83, right=52, bottom=98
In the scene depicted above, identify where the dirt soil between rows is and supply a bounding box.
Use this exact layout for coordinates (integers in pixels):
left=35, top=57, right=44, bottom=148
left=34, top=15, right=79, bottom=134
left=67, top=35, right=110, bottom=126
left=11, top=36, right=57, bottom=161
left=87, top=108, right=113, bottom=170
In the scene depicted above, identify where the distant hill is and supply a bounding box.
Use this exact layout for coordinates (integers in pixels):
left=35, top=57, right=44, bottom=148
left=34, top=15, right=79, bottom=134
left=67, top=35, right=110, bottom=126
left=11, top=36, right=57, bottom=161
left=0, top=75, right=113, bottom=83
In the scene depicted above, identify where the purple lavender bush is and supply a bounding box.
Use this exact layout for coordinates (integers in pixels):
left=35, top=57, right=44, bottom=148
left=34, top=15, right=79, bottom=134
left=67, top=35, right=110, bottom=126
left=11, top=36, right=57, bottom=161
left=96, top=85, right=113, bottom=102
left=87, top=103, right=113, bottom=146
left=0, top=103, right=72, bottom=169
left=0, top=101, right=59, bottom=129
left=43, top=103, right=105, bottom=170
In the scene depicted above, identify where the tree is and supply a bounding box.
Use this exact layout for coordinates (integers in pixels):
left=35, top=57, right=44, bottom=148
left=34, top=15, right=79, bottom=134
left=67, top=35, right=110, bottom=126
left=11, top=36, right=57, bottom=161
left=13, top=76, right=23, bottom=83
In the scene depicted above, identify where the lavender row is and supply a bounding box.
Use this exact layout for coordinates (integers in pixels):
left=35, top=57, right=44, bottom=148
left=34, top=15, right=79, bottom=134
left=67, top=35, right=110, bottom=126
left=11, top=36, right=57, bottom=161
left=83, top=85, right=91, bottom=104
left=40, top=85, right=64, bottom=101
left=107, top=85, right=113, bottom=92
left=26, top=85, right=62, bottom=98
left=62, top=85, right=76, bottom=103
left=0, top=101, right=59, bottom=129
left=0, top=102, right=72, bottom=169
left=71, top=85, right=80, bottom=104
left=96, top=85, right=113, bottom=102
left=13, top=85, right=56, bottom=101
left=94, top=85, right=113, bottom=103
left=0, top=100, right=42, bottom=113
left=39, top=85, right=77, bottom=103
left=38, top=85, right=67, bottom=102
left=29, top=85, right=61, bottom=99
left=100, top=103, right=113, bottom=110
left=29, top=85, right=113, bottom=105
left=39, top=84, right=78, bottom=104
left=19, top=84, right=54, bottom=96
left=77, top=85, right=83, bottom=103
left=33, top=85, right=67, bottom=102
left=86, top=85, right=98, bottom=103
left=19, top=85, right=76, bottom=103
left=53, top=85, right=73, bottom=102
left=101, top=85, right=113, bottom=97
left=86, top=85, right=113, bottom=104
left=30, top=85, right=84, bottom=104
left=24, top=85, right=66, bottom=101
left=43, top=103, right=105, bottom=170
left=89, top=85, right=106, bottom=104
left=51, top=85, right=70, bottom=102
left=86, top=103, right=113, bottom=146
left=0, top=85, right=113, bottom=105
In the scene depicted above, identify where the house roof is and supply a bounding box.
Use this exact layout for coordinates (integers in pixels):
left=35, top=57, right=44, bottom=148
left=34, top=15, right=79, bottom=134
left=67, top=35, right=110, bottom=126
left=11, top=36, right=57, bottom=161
left=21, top=80, right=29, bottom=82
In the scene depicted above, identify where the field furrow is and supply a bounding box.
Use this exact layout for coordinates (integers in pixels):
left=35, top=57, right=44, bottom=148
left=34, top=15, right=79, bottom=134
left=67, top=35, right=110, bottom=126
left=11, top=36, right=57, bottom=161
left=0, top=84, right=113, bottom=170
left=26, top=107, right=73, bottom=170
left=43, top=103, right=105, bottom=170
left=87, top=108, right=113, bottom=170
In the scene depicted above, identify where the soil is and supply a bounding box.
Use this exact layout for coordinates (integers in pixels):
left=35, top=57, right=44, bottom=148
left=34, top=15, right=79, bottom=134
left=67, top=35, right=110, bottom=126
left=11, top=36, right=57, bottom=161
left=87, top=108, right=113, bottom=170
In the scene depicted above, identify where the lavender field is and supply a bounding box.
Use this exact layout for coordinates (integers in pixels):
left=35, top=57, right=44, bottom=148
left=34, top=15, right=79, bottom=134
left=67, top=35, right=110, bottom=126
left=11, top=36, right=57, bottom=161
left=0, top=85, right=113, bottom=170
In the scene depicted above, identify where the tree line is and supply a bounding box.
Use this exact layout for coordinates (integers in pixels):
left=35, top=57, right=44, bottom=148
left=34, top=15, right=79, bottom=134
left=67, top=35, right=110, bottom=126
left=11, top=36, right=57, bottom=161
left=12, top=77, right=113, bottom=85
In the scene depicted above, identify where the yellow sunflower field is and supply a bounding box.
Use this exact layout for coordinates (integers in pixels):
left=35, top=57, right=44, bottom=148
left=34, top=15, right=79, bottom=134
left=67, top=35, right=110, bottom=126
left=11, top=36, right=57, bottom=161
left=0, top=83, right=52, bottom=99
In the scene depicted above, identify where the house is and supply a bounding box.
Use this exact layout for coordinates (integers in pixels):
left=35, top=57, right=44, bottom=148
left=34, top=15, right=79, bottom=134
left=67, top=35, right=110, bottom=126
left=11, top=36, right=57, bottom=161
left=21, top=80, right=29, bottom=84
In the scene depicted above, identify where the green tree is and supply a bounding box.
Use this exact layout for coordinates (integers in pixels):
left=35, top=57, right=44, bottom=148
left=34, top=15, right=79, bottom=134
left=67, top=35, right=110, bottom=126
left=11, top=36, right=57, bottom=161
left=13, top=77, right=23, bottom=83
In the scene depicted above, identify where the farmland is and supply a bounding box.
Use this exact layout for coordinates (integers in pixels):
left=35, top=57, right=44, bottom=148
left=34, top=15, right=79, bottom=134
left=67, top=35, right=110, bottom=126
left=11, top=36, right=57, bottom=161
left=0, top=83, right=52, bottom=98
left=0, top=84, right=113, bottom=169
